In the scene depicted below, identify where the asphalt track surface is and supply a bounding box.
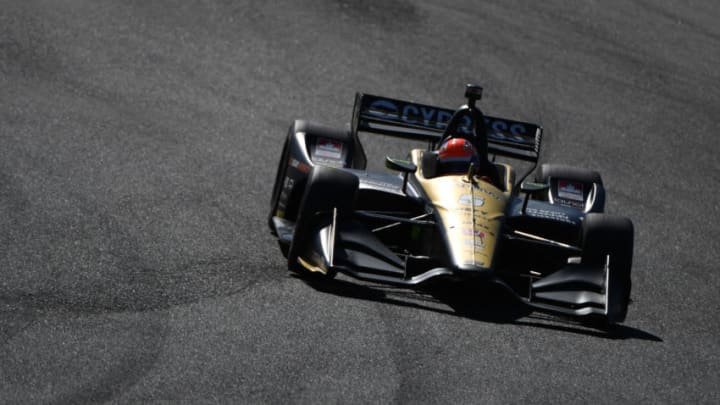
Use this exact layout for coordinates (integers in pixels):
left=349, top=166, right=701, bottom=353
left=1, top=1, right=719, bottom=404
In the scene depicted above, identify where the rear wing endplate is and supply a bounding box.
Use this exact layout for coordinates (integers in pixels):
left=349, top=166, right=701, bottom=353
left=351, top=93, right=542, bottom=162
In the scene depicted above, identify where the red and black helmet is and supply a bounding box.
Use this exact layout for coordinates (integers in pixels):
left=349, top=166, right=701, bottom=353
left=437, top=138, right=480, bottom=174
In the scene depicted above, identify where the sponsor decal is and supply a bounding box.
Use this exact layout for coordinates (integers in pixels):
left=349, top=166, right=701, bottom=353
left=526, top=207, right=575, bottom=224
left=473, top=218, right=497, bottom=231
left=314, top=137, right=344, bottom=159
left=312, top=157, right=345, bottom=168
left=475, top=186, right=502, bottom=201
left=277, top=176, right=295, bottom=215
left=556, top=198, right=584, bottom=210
left=558, top=181, right=584, bottom=201
left=462, top=228, right=486, bottom=239
left=360, top=178, right=399, bottom=193
left=462, top=229, right=487, bottom=248
left=486, top=120, right=532, bottom=145
left=477, top=230, right=486, bottom=245
left=288, top=157, right=311, bottom=174
left=458, top=194, right=485, bottom=207
left=460, top=221, right=496, bottom=234
left=367, top=99, right=459, bottom=133
left=364, top=97, right=533, bottom=144
left=463, top=238, right=486, bottom=249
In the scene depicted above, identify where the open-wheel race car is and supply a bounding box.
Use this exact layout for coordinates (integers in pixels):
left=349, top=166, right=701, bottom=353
left=268, top=85, right=634, bottom=326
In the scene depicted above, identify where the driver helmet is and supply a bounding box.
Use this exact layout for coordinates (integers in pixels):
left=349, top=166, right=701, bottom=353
left=437, top=138, right=480, bottom=174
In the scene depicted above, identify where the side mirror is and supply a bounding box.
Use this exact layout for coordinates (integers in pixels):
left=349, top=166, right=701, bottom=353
left=385, top=157, right=417, bottom=194
left=385, top=156, right=417, bottom=173
left=520, top=181, right=550, bottom=194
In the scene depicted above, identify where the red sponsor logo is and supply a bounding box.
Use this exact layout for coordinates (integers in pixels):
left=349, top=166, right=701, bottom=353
left=558, top=180, right=584, bottom=201
left=315, top=137, right=344, bottom=159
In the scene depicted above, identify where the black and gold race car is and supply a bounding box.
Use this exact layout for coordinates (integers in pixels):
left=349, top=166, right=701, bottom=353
left=268, top=85, right=634, bottom=326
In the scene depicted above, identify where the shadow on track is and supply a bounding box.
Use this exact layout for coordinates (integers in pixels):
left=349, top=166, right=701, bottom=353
left=297, top=274, right=662, bottom=342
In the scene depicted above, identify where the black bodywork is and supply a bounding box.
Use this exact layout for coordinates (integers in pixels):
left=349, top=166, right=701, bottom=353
left=269, top=85, right=634, bottom=325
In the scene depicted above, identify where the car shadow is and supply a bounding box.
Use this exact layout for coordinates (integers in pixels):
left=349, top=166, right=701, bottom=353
left=298, top=274, right=662, bottom=342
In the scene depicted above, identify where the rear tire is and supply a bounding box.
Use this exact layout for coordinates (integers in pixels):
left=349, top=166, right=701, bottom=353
left=536, top=163, right=603, bottom=184
left=288, top=166, right=358, bottom=278
left=582, top=213, right=634, bottom=325
left=269, top=120, right=364, bottom=239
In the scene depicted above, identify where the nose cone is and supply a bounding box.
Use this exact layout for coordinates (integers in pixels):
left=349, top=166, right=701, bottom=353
left=414, top=173, right=507, bottom=275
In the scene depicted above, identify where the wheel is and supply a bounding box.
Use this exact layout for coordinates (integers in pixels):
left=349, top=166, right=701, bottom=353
left=287, top=166, right=358, bottom=278
left=535, top=163, right=605, bottom=213
left=582, top=213, right=634, bottom=325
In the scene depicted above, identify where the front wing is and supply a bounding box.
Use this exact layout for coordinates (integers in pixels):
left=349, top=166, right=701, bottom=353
left=272, top=210, right=615, bottom=321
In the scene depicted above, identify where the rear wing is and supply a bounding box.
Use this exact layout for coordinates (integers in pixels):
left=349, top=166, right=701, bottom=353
left=351, top=93, right=542, bottom=162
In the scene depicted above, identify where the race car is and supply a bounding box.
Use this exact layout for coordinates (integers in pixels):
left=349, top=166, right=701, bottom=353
left=268, top=84, right=634, bottom=326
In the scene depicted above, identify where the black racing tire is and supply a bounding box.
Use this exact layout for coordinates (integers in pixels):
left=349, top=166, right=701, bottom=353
left=535, top=163, right=605, bottom=213
left=287, top=166, right=358, bottom=278
left=582, top=213, right=634, bottom=325
left=535, top=163, right=603, bottom=185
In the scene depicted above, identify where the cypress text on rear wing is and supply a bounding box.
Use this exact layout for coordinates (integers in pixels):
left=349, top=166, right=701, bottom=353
left=351, top=93, right=542, bottom=162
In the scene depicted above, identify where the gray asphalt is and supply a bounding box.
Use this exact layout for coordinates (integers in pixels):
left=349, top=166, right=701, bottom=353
left=1, top=0, right=719, bottom=403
